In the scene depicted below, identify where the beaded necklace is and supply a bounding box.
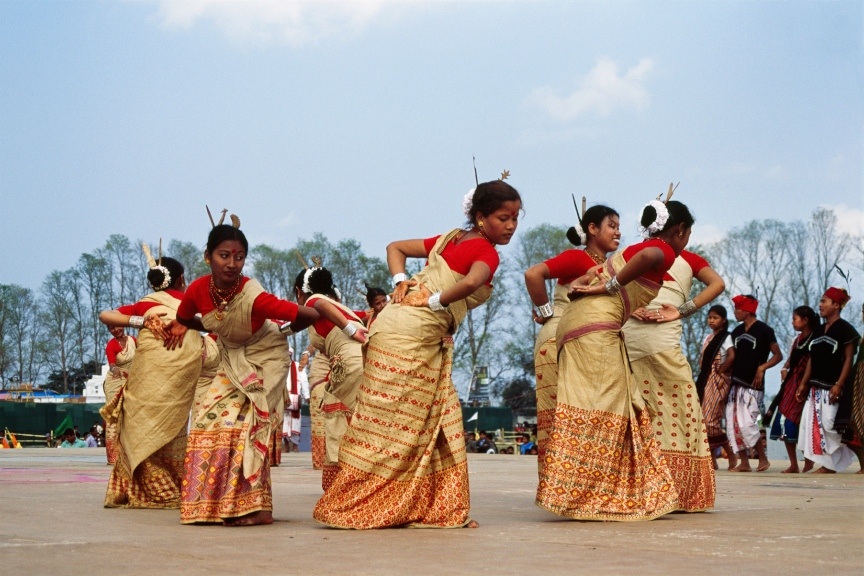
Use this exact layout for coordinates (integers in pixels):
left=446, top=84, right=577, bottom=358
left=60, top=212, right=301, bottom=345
left=209, top=275, right=242, bottom=321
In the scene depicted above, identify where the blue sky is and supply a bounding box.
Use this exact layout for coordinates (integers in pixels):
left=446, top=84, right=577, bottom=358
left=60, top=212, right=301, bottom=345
left=2, top=0, right=862, bottom=291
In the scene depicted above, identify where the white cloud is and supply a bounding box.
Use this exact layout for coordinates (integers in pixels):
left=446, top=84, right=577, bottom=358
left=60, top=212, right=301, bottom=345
left=824, top=203, right=864, bottom=237
left=527, top=57, right=654, bottom=121
left=149, top=0, right=393, bottom=46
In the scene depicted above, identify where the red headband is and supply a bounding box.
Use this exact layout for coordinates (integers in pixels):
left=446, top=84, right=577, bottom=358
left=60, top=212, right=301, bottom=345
left=823, top=287, right=850, bottom=307
left=732, top=295, right=758, bottom=314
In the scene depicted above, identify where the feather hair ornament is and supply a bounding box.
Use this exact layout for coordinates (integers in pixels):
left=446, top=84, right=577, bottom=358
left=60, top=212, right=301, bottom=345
left=834, top=265, right=852, bottom=290
left=294, top=251, right=310, bottom=270
left=142, top=242, right=157, bottom=268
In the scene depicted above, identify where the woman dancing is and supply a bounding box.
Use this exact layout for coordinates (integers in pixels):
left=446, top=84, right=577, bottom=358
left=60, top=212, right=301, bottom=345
left=172, top=220, right=318, bottom=525
left=696, top=305, right=737, bottom=470
left=99, top=251, right=206, bottom=508
left=313, top=179, right=521, bottom=529
left=621, top=240, right=724, bottom=512
left=764, top=305, right=818, bottom=473
left=524, top=203, right=620, bottom=473
left=103, top=326, right=136, bottom=465
left=536, top=198, right=695, bottom=521
left=294, top=266, right=368, bottom=490
left=796, top=287, right=860, bottom=473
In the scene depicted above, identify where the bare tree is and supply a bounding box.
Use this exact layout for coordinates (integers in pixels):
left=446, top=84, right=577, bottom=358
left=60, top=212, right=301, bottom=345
left=40, top=270, right=81, bottom=394
left=76, top=253, right=112, bottom=364
left=167, top=239, right=210, bottom=284
left=809, top=208, right=851, bottom=295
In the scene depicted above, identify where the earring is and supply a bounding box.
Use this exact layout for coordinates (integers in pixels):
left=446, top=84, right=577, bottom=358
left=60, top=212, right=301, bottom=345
left=478, top=221, right=484, bottom=228
left=205, top=258, right=211, bottom=265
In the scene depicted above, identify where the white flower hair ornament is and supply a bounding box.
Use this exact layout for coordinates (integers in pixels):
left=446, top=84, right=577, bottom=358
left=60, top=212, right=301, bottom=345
left=640, top=200, right=669, bottom=238
left=463, top=188, right=476, bottom=220
left=301, top=268, right=319, bottom=295
left=142, top=241, right=171, bottom=290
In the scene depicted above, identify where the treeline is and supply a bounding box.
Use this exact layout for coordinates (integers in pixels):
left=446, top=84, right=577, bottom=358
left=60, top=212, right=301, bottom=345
left=1, top=208, right=861, bottom=405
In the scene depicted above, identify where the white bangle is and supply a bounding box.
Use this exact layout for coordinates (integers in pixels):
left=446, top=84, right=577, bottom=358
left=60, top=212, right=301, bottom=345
left=342, top=323, right=357, bottom=338
left=129, top=316, right=145, bottom=328
left=392, top=273, right=407, bottom=286
left=428, top=292, right=446, bottom=311
left=279, top=322, right=294, bottom=335
left=604, top=277, right=622, bottom=295
left=537, top=302, right=554, bottom=318
left=301, top=350, right=310, bottom=356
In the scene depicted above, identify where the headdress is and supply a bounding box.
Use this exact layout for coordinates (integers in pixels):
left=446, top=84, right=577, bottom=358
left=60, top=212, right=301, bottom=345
left=732, top=294, right=759, bottom=314
left=142, top=240, right=171, bottom=290
left=570, top=194, right=588, bottom=245
left=206, top=205, right=241, bottom=228
left=823, top=287, right=851, bottom=308
left=639, top=182, right=678, bottom=238
left=462, top=157, right=510, bottom=220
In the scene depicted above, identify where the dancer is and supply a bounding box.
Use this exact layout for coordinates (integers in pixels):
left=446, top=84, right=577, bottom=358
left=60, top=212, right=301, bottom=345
left=313, top=178, right=521, bottom=529
left=294, top=266, right=368, bottom=490
left=696, top=305, right=737, bottom=470
left=764, top=306, right=818, bottom=473
left=172, top=219, right=318, bottom=525
left=726, top=294, right=782, bottom=472
left=363, top=283, right=388, bottom=328
left=837, top=303, right=864, bottom=473
left=622, top=243, right=724, bottom=512
left=303, top=345, right=331, bottom=474
left=103, top=326, right=136, bottom=465
left=524, top=202, right=620, bottom=472
left=98, top=251, right=206, bottom=508
left=536, top=197, right=695, bottom=521
left=796, top=287, right=860, bottom=473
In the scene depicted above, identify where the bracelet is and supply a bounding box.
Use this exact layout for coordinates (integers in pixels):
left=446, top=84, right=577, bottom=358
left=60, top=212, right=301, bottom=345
left=677, top=299, right=697, bottom=318
left=342, top=323, right=358, bottom=337
left=279, top=322, right=294, bottom=335
left=392, top=273, right=407, bottom=286
left=129, top=316, right=145, bottom=328
left=301, top=351, right=310, bottom=356
left=428, top=292, right=446, bottom=311
left=537, top=302, right=554, bottom=318
left=604, top=277, right=621, bottom=295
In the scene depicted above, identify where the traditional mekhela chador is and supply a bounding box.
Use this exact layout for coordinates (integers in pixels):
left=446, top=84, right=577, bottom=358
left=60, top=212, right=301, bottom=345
left=99, top=247, right=207, bottom=508
left=313, top=177, right=520, bottom=529
left=536, top=193, right=694, bottom=521
left=173, top=211, right=318, bottom=525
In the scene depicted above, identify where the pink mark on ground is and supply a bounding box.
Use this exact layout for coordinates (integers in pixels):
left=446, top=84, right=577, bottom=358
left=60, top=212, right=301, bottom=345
left=0, top=468, right=106, bottom=484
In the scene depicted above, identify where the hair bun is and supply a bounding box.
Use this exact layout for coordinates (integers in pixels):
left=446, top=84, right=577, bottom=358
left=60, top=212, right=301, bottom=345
left=640, top=205, right=658, bottom=228
left=566, top=226, right=583, bottom=246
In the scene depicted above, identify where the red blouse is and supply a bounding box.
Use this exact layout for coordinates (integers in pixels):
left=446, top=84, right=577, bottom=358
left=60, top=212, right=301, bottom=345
left=116, top=289, right=185, bottom=316
left=307, top=295, right=368, bottom=338
left=177, top=276, right=299, bottom=333
left=543, top=249, right=601, bottom=286
left=622, top=239, right=677, bottom=284
left=105, top=336, right=136, bottom=365
left=423, top=234, right=500, bottom=279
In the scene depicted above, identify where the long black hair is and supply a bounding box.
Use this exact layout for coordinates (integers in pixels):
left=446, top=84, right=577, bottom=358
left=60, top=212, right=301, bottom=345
left=566, top=204, right=619, bottom=247
left=695, top=304, right=729, bottom=402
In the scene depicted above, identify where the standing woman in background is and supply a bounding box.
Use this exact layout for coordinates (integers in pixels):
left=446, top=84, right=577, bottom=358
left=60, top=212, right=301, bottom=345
left=294, top=266, right=369, bottom=490
left=99, top=251, right=205, bottom=509
left=621, top=223, right=725, bottom=512
left=170, top=219, right=318, bottom=526
left=103, top=325, right=136, bottom=465
left=314, top=179, right=521, bottom=529
left=363, top=283, right=388, bottom=328
left=696, top=305, right=737, bottom=471
left=537, top=198, right=695, bottom=521
left=524, top=201, right=620, bottom=474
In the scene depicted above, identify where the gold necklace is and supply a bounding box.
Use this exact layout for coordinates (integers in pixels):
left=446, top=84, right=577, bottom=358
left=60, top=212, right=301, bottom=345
left=209, top=275, right=242, bottom=321
left=585, top=250, right=605, bottom=266
left=473, top=226, right=495, bottom=246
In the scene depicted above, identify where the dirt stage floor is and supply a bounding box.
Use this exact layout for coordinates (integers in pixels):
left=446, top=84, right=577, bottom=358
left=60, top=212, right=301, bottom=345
left=1, top=449, right=862, bottom=576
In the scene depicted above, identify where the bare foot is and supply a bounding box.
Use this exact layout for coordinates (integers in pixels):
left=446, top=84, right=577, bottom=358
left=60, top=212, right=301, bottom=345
left=812, top=467, right=836, bottom=474
left=730, top=465, right=752, bottom=472
left=727, top=455, right=738, bottom=471
left=781, top=466, right=799, bottom=473
left=465, top=519, right=480, bottom=528
left=802, top=463, right=814, bottom=473
left=856, top=469, right=864, bottom=474
left=223, top=511, right=274, bottom=526
left=756, top=461, right=770, bottom=472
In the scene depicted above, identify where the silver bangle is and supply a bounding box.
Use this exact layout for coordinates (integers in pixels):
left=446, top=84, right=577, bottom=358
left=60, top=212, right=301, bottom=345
left=678, top=299, right=698, bottom=318
left=428, top=292, right=446, bottom=311
left=392, top=273, right=407, bottom=286
left=604, top=277, right=622, bottom=295
left=128, top=316, right=145, bottom=328
left=279, top=322, right=294, bottom=335
left=537, top=302, right=554, bottom=318
left=342, top=323, right=357, bottom=338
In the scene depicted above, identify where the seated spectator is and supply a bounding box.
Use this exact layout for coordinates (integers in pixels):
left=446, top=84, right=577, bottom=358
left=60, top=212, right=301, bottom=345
left=84, top=426, right=100, bottom=448
left=465, top=431, right=478, bottom=453
left=59, top=428, right=87, bottom=448
left=519, top=433, right=536, bottom=455
left=503, top=446, right=515, bottom=454
left=475, top=431, right=498, bottom=454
